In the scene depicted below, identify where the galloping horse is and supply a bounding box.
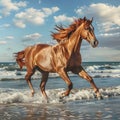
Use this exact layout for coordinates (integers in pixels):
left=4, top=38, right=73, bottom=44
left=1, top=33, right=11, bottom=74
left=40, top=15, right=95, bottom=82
left=15, top=17, right=102, bottom=100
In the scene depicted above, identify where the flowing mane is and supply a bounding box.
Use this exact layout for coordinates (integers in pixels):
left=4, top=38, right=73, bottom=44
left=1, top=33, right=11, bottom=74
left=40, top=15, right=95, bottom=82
left=51, top=18, right=85, bottom=43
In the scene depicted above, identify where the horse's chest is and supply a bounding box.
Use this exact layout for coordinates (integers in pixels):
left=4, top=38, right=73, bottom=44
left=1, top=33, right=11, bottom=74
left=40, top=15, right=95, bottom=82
left=68, top=54, right=81, bottom=67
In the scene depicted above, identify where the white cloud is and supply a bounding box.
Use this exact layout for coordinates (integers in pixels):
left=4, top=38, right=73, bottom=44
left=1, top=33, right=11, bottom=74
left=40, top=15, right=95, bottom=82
left=14, top=20, right=26, bottom=28
left=97, top=34, right=120, bottom=50
left=75, top=3, right=120, bottom=33
left=82, top=47, right=120, bottom=61
left=14, top=7, right=59, bottom=28
left=75, top=3, right=120, bottom=51
left=0, top=24, right=11, bottom=29
left=0, top=0, right=27, bottom=16
left=52, top=7, right=60, bottom=13
left=6, top=36, right=14, bottom=40
left=97, top=23, right=120, bottom=33
left=42, top=7, right=59, bottom=16
left=0, top=41, right=7, bottom=45
left=76, top=3, right=120, bottom=25
left=23, top=33, right=42, bottom=41
left=99, top=32, right=120, bottom=37
left=3, top=24, right=11, bottom=28
left=0, top=36, right=14, bottom=45
left=54, top=14, right=74, bottom=23
left=15, top=1, right=27, bottom=7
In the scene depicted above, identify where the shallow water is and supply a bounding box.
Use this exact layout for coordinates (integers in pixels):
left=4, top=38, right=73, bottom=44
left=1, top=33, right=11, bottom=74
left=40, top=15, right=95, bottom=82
left=0, top=79, right=120, bottom=120
left=0, top=62, right=120, bottom=119
left=0, top=97, right=120, bottom=120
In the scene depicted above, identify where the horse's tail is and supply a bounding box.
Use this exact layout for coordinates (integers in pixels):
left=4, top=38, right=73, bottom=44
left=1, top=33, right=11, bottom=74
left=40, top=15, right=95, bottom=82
left=15, top=50, right=25, bottom=69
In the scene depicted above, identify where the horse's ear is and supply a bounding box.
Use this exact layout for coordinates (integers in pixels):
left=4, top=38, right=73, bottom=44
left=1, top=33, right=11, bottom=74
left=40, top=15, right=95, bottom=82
left=83, top=16, right=86, bottom=21
left=90, top=17, right=93, bottom=23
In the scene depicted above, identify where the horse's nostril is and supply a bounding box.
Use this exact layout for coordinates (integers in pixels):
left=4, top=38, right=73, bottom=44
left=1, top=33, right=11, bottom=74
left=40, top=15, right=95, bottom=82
left=91, top=40, right=98, bottom=48
left=94, top=40, right=98, bottom=46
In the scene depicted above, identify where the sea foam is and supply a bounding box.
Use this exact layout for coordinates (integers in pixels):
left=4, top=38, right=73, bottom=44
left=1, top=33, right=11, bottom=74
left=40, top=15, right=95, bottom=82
left=0, top=86, right=120, bottom=104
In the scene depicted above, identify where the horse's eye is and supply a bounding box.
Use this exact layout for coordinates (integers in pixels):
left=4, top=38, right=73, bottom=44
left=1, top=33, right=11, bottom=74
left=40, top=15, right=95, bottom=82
left=85, top=27, right=89, bottom=30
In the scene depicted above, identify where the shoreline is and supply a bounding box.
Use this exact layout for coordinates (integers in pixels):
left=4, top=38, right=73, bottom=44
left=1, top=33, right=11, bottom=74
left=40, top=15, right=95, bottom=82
left=0, top=96, right=120, bottom=120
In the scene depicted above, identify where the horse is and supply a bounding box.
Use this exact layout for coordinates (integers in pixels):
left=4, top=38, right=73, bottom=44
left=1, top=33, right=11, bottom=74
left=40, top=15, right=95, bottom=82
left=15, top=17, right=102, bottom=100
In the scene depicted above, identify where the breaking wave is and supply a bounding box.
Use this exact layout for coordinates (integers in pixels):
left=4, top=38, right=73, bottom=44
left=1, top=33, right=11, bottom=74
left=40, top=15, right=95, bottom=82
left=0, top=62, right=120, bottom=81
left=0, top=86, right=120, bottom=104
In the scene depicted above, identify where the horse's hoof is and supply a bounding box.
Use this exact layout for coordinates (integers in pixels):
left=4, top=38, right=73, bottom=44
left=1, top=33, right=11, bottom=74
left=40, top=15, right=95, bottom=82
left=31, top=91, right=35, bottom=97
left=61, top=91, right=69, bottom=97
left=31, top=93, right=34, bottom=97
left=46, top=99, right=49, bottom=103
left=60, top=94, right=66, bottom=98
left=60, top=93, right=67, bottom=99
left=97, top=95, right=103, bottom=100
left=59, top=96, right=64, bottom=99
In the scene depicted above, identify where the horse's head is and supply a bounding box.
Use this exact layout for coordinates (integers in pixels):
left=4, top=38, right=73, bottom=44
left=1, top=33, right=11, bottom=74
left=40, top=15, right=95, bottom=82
left=51, top=17, right=98, bottom=48
left=80, top=17, right=98, bottom=48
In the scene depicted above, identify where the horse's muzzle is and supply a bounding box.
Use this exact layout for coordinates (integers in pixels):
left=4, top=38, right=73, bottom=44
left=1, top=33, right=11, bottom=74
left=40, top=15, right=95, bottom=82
left=91, top=39, right=99, bottom=48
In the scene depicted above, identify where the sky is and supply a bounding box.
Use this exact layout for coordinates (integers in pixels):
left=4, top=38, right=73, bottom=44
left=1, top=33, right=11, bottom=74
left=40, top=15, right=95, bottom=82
left=0, top=0, right=120, bottom=62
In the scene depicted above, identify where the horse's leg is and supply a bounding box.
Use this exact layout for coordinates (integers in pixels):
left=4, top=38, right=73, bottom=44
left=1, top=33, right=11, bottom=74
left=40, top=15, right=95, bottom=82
left=72, top=66, right=102, bottom=98
left=77, top=66, right=102, bottom=98
left=25, top=69, right=35, bottom=97
left=40, top=72, right=49, bottom=100
left=58, top=68, right=73, bottom=97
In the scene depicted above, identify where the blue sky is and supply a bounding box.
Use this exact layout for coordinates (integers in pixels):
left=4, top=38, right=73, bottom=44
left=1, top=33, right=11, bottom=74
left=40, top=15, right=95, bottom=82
left=0, top=0, right=120, bottom=62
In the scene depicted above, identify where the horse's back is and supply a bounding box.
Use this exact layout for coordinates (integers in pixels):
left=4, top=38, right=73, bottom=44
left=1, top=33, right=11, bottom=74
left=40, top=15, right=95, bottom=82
left=25, top=44, right=51, bottom=57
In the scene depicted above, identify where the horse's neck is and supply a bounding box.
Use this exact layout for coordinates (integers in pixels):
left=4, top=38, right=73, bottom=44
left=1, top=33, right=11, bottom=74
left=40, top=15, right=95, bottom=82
left=64, top=26, right=83, bottom=56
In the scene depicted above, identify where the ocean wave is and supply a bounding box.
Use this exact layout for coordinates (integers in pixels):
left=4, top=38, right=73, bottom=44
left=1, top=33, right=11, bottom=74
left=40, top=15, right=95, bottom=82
left=0, top=62, right=120, bottom=81
left=0, top=69, right=78, bottom=81
left=0, top=86, right=120, bottom=104
left=0, top=71, right=120, bottom=81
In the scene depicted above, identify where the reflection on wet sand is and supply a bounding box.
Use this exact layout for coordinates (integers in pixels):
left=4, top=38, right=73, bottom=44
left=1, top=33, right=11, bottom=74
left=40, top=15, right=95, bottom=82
left=0, top=97, right=120, bottom=120
left=0, top=104, right=78, bottom=120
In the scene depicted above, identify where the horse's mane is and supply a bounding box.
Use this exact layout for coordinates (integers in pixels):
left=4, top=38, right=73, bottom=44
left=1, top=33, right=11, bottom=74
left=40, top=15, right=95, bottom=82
left=51, top=17, right=86, bottom=43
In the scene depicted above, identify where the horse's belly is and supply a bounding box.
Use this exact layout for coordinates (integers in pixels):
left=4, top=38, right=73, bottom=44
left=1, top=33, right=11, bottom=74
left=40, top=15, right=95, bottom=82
left=34, top=48, right=54, bottom=72
left=37, top=59, right=53, bottom=72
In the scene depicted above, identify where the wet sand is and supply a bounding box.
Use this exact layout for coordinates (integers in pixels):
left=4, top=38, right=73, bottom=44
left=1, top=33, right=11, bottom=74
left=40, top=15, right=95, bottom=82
left=0, top=97, right=120, bottom=120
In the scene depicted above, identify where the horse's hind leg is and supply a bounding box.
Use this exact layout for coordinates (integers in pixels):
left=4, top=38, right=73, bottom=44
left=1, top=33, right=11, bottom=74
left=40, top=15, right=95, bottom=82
left=40, top=72, right=49, bottom=99
left=25, top=69, right=35, bottom=97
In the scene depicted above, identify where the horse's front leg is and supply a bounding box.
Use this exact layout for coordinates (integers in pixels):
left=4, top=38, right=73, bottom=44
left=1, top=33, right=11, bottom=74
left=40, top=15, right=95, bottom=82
left=72, top=66, right=102, bottom=99
left=58, top=68, right=73, bottom=97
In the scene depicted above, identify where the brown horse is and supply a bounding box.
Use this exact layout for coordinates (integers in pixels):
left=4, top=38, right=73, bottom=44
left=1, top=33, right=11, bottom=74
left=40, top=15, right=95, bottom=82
left=15, top=17, right=102, bottom=100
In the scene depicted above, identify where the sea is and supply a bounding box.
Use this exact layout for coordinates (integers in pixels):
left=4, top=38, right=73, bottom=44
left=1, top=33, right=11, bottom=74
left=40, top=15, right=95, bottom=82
left=0, top=61, right=120, bottom=120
